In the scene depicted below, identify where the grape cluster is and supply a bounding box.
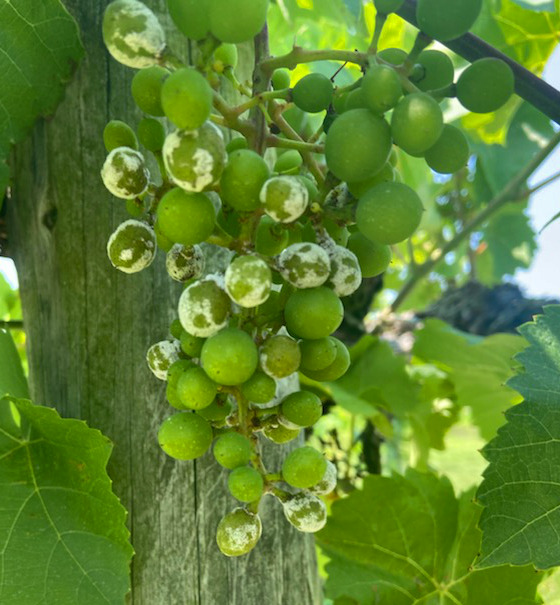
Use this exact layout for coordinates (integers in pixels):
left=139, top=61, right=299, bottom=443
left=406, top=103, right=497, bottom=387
left=100, top=0, right=516, bottom=556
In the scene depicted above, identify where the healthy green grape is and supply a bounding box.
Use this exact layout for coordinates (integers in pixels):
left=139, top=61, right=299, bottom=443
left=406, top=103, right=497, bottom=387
left=158, top=412, right=213, bottom=460
left=424, top=124, right=470, bottom=174
left=280, top=391, right=322, bottom=428
left=180, top=330, right=205, bottom=358
left=103, top=120, right=138, bottom=152
left=156, top=188, right=216, bottom=246
left=296, top=176, right=319, bottom=203
left=292, top=73, right=334, bottom=113
left=282, top=492, right=327, bottom=533
left=146, top=339, right=181, bottom=380
left=279, top=243, right=331, bottom=289
left=101, top=147, right=150, bottom=199
left=225, top=255, right=272, bottom=308
left=228, top=467, right=264, bottom=502
left=167, top=359, right=196, bottom=390
left=299, top=337, right=337, bottom=372
left=178, top=278, right=231, bottom=338
left=378, top=47, right=407, bottom=66
left=161, top=68, right=213, bottom=130
left=131, top=66, right=168, bottom=116
left=271, top=68, right=291, bottom=90
left=325, top=109, right=391, bottom=183
left=167, top=0, right=209, bottom=40
left=356, top=182, right=423, bottom=245
left=221, top=150, right=270, bottom=212
left=166, top=243, right=205, bottom=282
left=226, top=137, right=248, bottom=154
left=309, top=460, right=337, bottom=495
left=416, top=0, right=483, bottom=41
left=341, top=87, right=367, bottom=111
left=240, top=371, right=277, bottom=404
left=214, top=43, right=238, bottom=70
left=177, top=366, right=218, bottom=410
left=213, top=432, right=252, bottom=469
left=170, top=319, right=184, bottom=340
left=374, top=0, right=404, bottom=13
left=456, top=58, right=515, bottom=114
left=216, top=508, right=262, bottom=557
left=361, top=65, right=402, bottom=114
left=282, top=446, right=326, bottom=489
left=137, top=117, right=166, bottom=152
left=347, top=232, right=392, bottom=277
left=154, top=221, right=174, bottom=252
left=209, top=0, right=269, bottom=43
left=300, top=337, right=350, bottom=381
left=260, top=176, right=309, bottom=223
left=197, top=395, right=233, bottom=423
left=201, top=327, right=259, bottom=385
left=255, top=216, right=290, bottom=256
left=260, top=335, right=301, bottom=379
left=347, top=162, right=395, bottom=199
left=413, top=50, right=455, bottom=93
left=126, top=198, right=145, bottom=219
left=284, top=287, right=344, bottom=340
left=327, top=246, right=362, bottom=297
left=391, top=93, right=444, bottom=156
left=263, top=422, right=300, bottom=444
left=274, top=150, right=303, bottom=175
left=332, top=91, right=348, bottom=114
left=107, top=219, right=156, bottom=273
left=324, top=218, right=350, bottom=247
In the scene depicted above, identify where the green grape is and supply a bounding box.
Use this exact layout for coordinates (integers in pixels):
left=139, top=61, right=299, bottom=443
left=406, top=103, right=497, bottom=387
left=263, top=422, right=300, bottom=444
left=178, top=278, right=231, bottom=338
left=126, top=198, right=143, bottom=222
left=209, top=0, right=269, bottom=43
left=286, top=222, right=305, bottom=245
left=260, top=176, right=309, bottom=223
left=197, top=395, right=233, bottom=423
left=274, top=150, right=303, bottom=175
left=161, top=68, right=213, bottom=130
left=214, top=43, right=238, bottom=70
left=389, top=147, right=398, bottom=167
left=391, top=93, right=444, bottom=156
left=146, top=339, right=181, bottom=380
left=283, top=105, right=309, bottom=135
left=225, top=255, right=272, bottom=308
left=293, top=73, right=334, bottom=113
left=343, top=87, right=367, bottom=111
left=170, top=319, right=183, bottom=339
left=131, top=66, right=168, bottom=116
left=413, top=50, right=455, bottom=93
left=201, top=327, right=259, bottom=386
left=167, top=0, right=209, bottom=40
left=279, top=243, right=331, bottom=289
left=180, top=330, right=205, bottom=358
left=356, top=182, right=423, bottom=245
left=216, top=508, right=262, bottom=557
left=296, top=175, right=319, bottom=203
left=327, top=246, right=362, bottom=297
left=228, top=467, right=264, bottom=502
left=167, top=359, right=195, bottom=390
left=425, top=124, right=470, bottom=174
left=255, top=216, right=289, bottom=257
left=309, top=460, right=337, bottom=495
left=101, top=147, right=149, bottom=199
left=260, top=335, right=301, bottom=379
left=324, top=217, right=349, bottom=247
left=416, top=0, right=482, bottom=41
left=166, top=243, right=205, bottom=282
left=154, top=220, right=174, bottom=252
left=282, top=446, right=326, bottom=489
left=103, top=120, right=138, bottom=152
left=300, top=337, right=350, bottom=382
left=282, top=492, right=327, bottom=533
left=106, top=219, right=156, bottom=273
left=240, top=370, right=277, bottom=404
left=158, top=412, right=213, bottom=460
left=103, top=0, right=165, bottom=69
left=163, top=122, right=227, bottom=192
left=332, top=91, right=348, bottom=114
left=347, top=162, right=395, bottom=199
left=213, top=432, right=252, bottom=469
left=362, top=65, right=402, bottom=114
left=156, top=188, right=216, bottom=246
left=177, top=366, right=217, bottom=410
left=347, top=232, right=392, bottom=277
left=137, top=117, right=166, bottom=152
left=456, top=58, right=514, bottom=114
left=377, top=47, right=407, bottom=66
left=220, top=150, right=270, bottom=212
left=226, top=137, right=248, bottom=153
left=325, top=109, right=391, bottom=183
left=285, top=287, right=344, bottom=340
left=299, top=337, right=337, bottom=372
left=254, top=291, right=283, bottom=327
left=217, top=208, right=242, bottom=239
left=271, top=68, right=291, bottom=90
left=374, top=0, right=404, bottom=13
left=280, top=391, right=322, bottom=428
left=166, top=381, right=183, bottom=409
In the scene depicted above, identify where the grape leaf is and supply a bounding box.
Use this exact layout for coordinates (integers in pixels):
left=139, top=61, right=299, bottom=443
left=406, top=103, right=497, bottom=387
left=0, top=0, right=83, bottom=204
left=317, top=470, right=543, bottom=604
left=477, top=305, right=560, bottom=570
left=0, top=330, right=28, bottom=399
left=0, top=397, right=133, bottom=604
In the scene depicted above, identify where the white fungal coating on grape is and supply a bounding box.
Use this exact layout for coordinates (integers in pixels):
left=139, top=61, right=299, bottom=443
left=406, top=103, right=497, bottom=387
left=327, top=246, right=362, bottom=297
left=178, top=277, right=231, bottom=337
left=282, top=492, right=327, bottom=533
left=103, top=0, right=165, bottom=69
left=166, top=244, right=205, bottom=282
left=309, top=460, right=337, bottom=495
left=146, top=339, right=181, bottom=380
left=106, top=219, right=156, bottom=273
left=225, top=256, right=272, bottom=308
left=101, top=147, right=149, bottom=199
left=216, top=508, right=262, bottom=557
left=260, top=176, right=309, bottom=223
left=279, top=243, right=331, bottom=288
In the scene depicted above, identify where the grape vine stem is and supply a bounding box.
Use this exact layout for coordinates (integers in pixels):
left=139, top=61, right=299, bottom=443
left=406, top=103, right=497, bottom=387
left=259, top=47, right=368, bottom=73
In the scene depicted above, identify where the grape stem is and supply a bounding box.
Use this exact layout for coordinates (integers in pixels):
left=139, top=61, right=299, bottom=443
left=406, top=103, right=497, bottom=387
left=259, top=47, right=368, bottom=73
left=232, top=89, right=291, bottom=117
left=391, top=129, right=560, bottom=312
left=368, top=12, right=387, bottom=55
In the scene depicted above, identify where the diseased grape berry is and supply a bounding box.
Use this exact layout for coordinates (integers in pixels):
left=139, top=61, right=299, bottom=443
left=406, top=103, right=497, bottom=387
left=391, top=93, right=444, bottom=156
left=167, top=0, right=209, bottom=40
left=178, top=277, right=231, bottom=338
left=240, top=371, right=277, bottom=404
left=284, top=287, right=344, bottom=340
left=278, top=243, right=331, bottom=289
left=361, top=65, right=402, bottom=114
left=282, top=492, right=327, bottom=533
left=260, top=334, right=301, bottom=379
left=158, top=412, right=213, bottom=460
left=263, top=422, right=300, bottom=444
left=292, top=73, right=334, bottom=113
left=260, top=176, right=309, bottom=223
left=101, top=147, right=150, bottom=199
left=282, top=446, right=326, bottom=489
left=166, top=243, right=205, bottom=282
left=327, top=246, right=362, bottom=297
left=356, top=182, right=423, bottom=245
left=209, top=0, right=269, bottom=44
left=161, top=68, right=213, bottom=130
left=221, top=149, right=270, bottom=212
left=146, top=339, right=181, bottom=380
left=228, top=467, right=264, bottom=502
left=180, top=330, right=205, bottom=358
left=201, top=327, right=259, bottom=386
left=132, top=65, right=169, bottom=116
left=107, top=219, right=157, bottom=273
left=374, top=0, right=405, bottom=13
left=213, top=432, right=252, bottom=469
left=425, top=124, right=470, bottom=174
left=225, top=255, right=272, bottom=308
left=457, top=58, right=515, bottom=114
left=137, top=117, right=166, bottom=152
left=347, top=232, right=392, bottom=277
left=271, top=68, right=291, bottom=90
left=299, top=338, right=337, bottom=372
left=413, top=50, right=455, bottom=93
left=177, top=366, right=218, bottom=410
left=300, top=337, right=350, bottom=382
left=104, top=120, right=138, bottom=151
left=216, top=508, right=262, bottom=557
left=103, top=0, right=165, bottom=68
left=416, top=0, right=483, bottom=41
left=309, top=460, right=337, bottom=495
left=280, top=391, right=322, bottom=428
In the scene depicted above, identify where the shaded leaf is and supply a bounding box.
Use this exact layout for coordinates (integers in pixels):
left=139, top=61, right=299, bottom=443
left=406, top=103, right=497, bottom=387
left=0, top=330, right=28, bottom=399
